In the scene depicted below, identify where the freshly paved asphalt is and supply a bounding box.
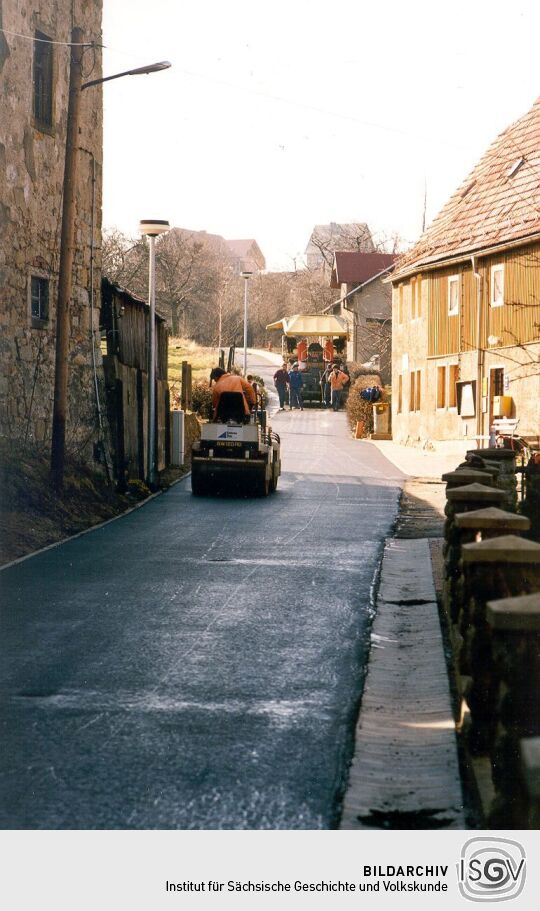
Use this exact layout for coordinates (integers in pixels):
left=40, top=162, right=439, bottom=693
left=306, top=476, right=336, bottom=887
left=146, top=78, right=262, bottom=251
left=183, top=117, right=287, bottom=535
left=0, top=354, right=405, bottom=829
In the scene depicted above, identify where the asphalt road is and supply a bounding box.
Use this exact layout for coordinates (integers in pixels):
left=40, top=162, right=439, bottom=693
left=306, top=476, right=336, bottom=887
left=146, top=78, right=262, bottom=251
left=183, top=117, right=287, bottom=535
left=0, top=354, right=405, bottom=829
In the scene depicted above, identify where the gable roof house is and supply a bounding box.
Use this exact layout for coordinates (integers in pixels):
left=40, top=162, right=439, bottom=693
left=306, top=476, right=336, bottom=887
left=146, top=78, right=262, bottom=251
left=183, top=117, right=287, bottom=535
left=305, top=222, right=375, bottom=272
left=390, top=96, right=540, bottom=449
left=326, top=251, right=395, bottom=381
left=0, top=1, right=104, bottom=462
left=225, top=239, right=266, bottom=274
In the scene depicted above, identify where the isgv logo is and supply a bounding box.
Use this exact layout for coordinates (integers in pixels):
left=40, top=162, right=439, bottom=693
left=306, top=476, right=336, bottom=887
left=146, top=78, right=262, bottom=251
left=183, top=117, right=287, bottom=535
left=458, top=837, right=526, bottom=902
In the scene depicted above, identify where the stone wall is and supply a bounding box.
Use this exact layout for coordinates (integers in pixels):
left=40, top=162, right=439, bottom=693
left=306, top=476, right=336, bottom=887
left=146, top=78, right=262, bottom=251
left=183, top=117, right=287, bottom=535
left=0, top=1, right=103, bottom=462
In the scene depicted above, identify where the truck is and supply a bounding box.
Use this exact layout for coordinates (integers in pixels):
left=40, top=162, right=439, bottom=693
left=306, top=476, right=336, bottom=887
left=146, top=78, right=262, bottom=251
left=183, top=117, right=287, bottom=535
left=265, top=313, right=349, bottom=405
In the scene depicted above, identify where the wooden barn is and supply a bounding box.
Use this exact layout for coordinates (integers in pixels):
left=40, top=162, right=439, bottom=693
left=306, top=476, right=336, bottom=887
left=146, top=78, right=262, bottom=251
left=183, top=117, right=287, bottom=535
left=101, top=278, right=170, bottom=485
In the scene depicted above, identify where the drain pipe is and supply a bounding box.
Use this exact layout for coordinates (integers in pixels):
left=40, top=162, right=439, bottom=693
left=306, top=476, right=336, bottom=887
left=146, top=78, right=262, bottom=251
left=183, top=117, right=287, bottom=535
left=471, top=255, right=484, bottom=442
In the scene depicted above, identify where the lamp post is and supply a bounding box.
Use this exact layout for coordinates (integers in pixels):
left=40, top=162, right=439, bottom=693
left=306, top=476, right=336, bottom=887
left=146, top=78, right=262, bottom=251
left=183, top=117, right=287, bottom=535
left=241, top=271, right=253, bottom=376
left=49, top=31, right=171, bottom=491
left=139, top=220, right=170, bottom=488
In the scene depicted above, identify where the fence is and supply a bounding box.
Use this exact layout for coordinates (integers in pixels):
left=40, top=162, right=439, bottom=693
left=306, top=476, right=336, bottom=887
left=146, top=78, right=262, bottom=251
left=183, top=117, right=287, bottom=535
left=440, top=446, right=540, bottom=827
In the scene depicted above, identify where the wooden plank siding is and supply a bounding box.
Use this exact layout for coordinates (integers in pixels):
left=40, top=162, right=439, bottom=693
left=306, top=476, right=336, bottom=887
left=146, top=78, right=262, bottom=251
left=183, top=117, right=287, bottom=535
left=425, top=242, right=540, bottom=357
left=101, top=278, right=171, bottom=482
left=428, top=267, right=469, bottom=356
left=488, top=244, right=540, bottom=347
left=116, top=303, right=168, bottom=380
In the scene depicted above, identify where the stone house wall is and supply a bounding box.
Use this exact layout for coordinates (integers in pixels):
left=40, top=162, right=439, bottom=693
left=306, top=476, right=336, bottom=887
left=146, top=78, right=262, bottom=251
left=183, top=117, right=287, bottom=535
left=0, top=0, right=103, bottom=460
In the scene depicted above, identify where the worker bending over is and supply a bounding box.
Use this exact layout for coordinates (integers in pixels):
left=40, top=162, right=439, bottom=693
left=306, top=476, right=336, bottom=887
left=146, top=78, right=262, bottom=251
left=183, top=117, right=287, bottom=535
left=210, top=367, right=256, bottom=419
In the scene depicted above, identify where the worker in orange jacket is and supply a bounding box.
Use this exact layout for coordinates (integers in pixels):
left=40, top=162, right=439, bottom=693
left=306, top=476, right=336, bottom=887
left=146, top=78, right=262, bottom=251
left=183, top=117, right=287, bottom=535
left=329, top=364, right=350, bottom=411
left=210, top=367, right=256, bottom=418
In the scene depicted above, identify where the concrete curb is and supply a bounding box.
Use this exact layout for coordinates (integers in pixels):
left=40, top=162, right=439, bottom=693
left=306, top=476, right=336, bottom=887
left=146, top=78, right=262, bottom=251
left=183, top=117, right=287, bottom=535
left=340, top=537, right=465, bottom=830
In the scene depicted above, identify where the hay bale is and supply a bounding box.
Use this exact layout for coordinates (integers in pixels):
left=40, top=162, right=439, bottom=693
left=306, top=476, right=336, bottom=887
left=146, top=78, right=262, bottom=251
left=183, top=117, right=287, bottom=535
left=346, top=373, right=383, bottom=436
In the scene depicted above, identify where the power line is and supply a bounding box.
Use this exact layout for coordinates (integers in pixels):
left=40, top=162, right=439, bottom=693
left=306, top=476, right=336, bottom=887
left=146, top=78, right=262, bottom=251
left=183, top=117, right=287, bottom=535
left=0, top=27, right=101, bottom=47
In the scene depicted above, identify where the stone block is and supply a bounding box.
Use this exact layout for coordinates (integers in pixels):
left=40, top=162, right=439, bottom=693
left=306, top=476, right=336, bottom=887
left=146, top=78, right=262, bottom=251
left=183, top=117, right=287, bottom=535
left=462, top=534, right=540, bottom=564
left=455, top=507, right=529, bottom=533
left=486, top=593, right=540, bottom=632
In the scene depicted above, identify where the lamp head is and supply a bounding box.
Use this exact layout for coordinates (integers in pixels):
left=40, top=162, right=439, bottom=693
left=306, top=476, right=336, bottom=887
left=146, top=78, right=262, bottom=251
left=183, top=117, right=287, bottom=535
left=240, top=271, right=253, bottom=279
left=129, top=61, right=171, bottom=76
left=139, top=219, right=170, bottom=237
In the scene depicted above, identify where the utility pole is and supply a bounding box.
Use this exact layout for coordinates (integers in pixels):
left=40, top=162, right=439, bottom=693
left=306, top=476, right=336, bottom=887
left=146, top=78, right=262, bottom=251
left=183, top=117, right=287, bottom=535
left=50, top=49, right=171, bottom=491
left=50, top=27, right=84, bottom=491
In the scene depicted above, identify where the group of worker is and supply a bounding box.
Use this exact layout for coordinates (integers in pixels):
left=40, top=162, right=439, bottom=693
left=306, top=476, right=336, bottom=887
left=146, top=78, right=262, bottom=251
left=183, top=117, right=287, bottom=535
left=273, top=361, right=350, bottom=412
left=209, top=360, right=351, bottom=421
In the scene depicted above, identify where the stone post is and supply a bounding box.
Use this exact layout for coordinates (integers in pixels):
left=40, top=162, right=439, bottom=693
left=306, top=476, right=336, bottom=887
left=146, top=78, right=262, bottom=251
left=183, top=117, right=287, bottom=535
left=466, top=448, right=517, bottom=511
left=520, top=737, right=540, bottom=828
left=522, top=458, right=540, bottom=542
left=446, top=509, right=531, bottom=698
left=444, top=484, right=507, bottom=625
left=461, top=537, right=540, bottom=757
left=486, top=594, right=540, bottom=827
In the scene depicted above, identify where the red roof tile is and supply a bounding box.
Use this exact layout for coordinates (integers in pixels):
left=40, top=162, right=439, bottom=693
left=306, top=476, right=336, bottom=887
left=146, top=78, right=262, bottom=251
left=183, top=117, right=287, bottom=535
left=394, top=97, right=540, bottom=278
left=330, top=252, right=396, bottom=288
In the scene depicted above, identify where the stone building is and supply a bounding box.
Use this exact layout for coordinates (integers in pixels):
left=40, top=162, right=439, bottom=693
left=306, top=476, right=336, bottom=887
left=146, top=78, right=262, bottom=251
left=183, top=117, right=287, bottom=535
left=225, top=238, right=266, bottom=274
left=391, top=96, right=540, bottom=450
left=0, top=0, right=103, bottom=459
left=305, top=222, right=375, bottom=272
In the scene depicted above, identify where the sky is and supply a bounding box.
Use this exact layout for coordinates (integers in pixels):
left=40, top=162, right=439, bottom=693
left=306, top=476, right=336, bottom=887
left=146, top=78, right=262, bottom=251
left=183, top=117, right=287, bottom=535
left=101, top=0, right=540, bottom=271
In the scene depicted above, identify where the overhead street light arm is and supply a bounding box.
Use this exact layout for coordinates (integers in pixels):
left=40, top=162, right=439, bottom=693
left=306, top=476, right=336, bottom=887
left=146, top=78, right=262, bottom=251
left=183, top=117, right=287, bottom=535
left=82, top=60, right=171, bottom=90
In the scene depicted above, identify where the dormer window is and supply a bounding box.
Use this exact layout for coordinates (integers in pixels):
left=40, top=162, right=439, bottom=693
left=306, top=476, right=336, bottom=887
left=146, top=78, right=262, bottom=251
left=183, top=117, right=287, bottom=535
left=507, top=158, right=525, bottom=179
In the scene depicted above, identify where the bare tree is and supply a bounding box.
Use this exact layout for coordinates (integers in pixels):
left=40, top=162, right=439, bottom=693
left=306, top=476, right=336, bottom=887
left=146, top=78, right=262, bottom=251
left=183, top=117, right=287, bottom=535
left=101, top=228, right=240, bottom=343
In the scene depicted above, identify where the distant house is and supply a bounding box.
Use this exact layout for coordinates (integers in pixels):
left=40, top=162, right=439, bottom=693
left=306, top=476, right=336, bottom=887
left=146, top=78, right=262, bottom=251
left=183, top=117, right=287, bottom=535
left=390, top=96, right=540, bottom=448
left=0, top=1, right=104, bottom=460
left=166, top=229, right=266, bottom=274
left=166, top=228, right=232, bottom=262
left=305, top=222, right=375, bottom=271
left=225, top=239, right=266, bottom=274
left=326, top=252, right=395, bottom=380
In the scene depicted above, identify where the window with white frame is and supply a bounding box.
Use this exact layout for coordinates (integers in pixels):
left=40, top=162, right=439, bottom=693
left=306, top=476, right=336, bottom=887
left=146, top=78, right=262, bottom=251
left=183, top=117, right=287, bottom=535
left=490, top=264, right=504, bottom=307
left=448, top=275, right=459, bottom=316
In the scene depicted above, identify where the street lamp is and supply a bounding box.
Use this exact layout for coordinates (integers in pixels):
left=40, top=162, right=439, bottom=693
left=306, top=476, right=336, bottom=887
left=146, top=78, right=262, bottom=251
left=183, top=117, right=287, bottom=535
left=81, top=60, right=171, bottom=90
left=240, top=271, right=253, bottom=376
left=50, top=27, right=171, bottom=490
left=139, top=220, right=170, bottom=488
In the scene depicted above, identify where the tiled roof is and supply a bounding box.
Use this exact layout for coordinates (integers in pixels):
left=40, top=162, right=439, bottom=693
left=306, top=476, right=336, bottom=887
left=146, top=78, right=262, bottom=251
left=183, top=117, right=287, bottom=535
left=393, top=96, right=540, bottom=278
left=330, top=252, right=396, bottom=288
left=225, top=238, right=266, bottom=270
left=168, top=227, right=231, bottom=257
